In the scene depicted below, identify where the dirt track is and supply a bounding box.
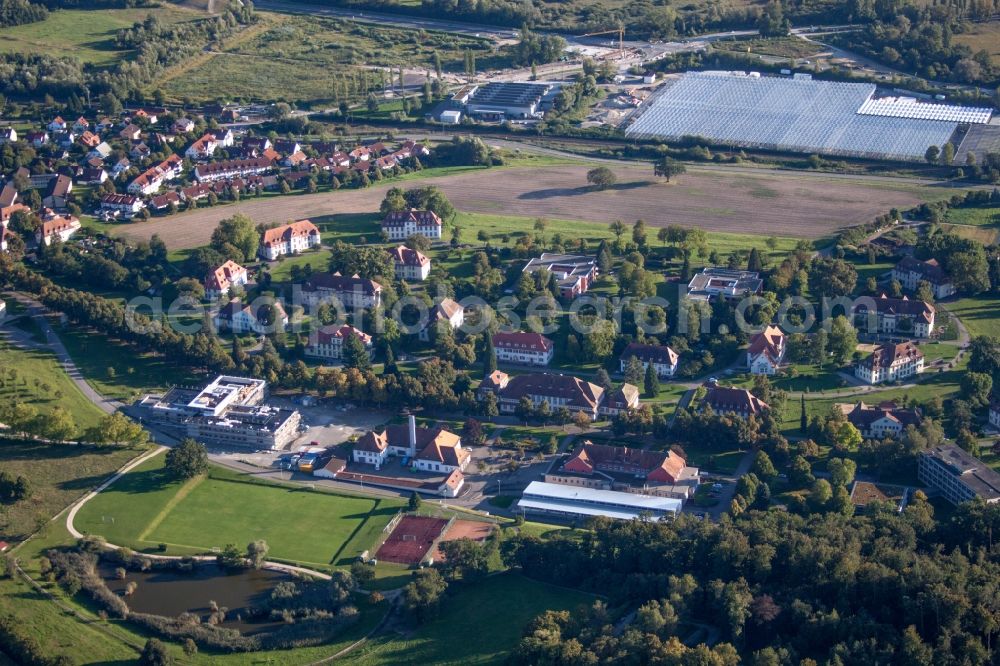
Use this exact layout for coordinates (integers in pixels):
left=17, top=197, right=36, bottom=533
left=116, top=165, right=930, bottom=249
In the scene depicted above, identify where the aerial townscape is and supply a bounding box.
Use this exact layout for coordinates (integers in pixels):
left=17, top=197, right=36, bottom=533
left=2, top=0, right=1000, bottom=663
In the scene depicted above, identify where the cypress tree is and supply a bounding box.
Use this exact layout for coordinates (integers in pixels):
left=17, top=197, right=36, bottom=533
left=644, top=363, right=660, bottom=398
left=484, top=334, right=497, bottom=374
left=800, top=394, right=807, bottom=433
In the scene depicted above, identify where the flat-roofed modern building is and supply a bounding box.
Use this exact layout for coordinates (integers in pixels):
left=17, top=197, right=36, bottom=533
left=466, top=82, right=551, bottom=119
left=918, top=444, right=1000, bottom=505
left=517, top=481, right=682, bottom=522
left=138, top=375, right=300, bottom=450
left=687, top=267, right=762, bottom=301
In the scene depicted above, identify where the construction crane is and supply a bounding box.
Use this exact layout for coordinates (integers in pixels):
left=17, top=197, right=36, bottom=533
left=580, top=24, right=626, bottom=58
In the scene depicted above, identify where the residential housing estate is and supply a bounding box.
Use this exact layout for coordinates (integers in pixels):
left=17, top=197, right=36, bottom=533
left=919, top=443, right=1000, bottom=505
left=855, top=341, right=924, bottom=384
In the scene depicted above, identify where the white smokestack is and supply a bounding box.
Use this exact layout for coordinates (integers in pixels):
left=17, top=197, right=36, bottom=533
left=408, top=414, right=417, bottom=453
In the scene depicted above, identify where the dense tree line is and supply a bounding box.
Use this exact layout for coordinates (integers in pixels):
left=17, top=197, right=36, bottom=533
left=830, top=4, right=999, bottom=85
left=0, top=0, right=47, bottom=28
left=504, top=501, right=1000, bottom=664
left=0, top=1, right=255, bottom=101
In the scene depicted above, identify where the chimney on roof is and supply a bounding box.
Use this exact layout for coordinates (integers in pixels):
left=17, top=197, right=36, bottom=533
left=409, top=414, right=417, bottom=454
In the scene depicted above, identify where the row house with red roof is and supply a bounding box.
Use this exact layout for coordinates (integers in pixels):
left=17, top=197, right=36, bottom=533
left=305, top=324, right=373, bottom=361
left=493, top=331, right=554, bottom=366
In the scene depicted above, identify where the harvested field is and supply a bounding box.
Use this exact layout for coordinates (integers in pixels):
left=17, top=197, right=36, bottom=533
left=114, top=165, right=933, bottom=249
left=376, top=515, right=449, bottom=565
left=433, top=519, right=496, bottom=560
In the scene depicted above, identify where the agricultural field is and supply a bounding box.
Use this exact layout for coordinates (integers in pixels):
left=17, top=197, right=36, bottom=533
left=162, top=12, right=492, bottom=103
left=0, top=5, right=201, bottom=66
left=74, top=453, right=405, bottom=568
left=115, top=163, right=935, bottom=250
left=348, top=572, right=594, bottom=665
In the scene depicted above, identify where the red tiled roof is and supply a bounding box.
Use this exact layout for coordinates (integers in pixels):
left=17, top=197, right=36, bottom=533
left=389, top=245, right=429, bottom=267
left=261, top=220, right=320, bottom=247
left=493, top=331, right=553, bottom=353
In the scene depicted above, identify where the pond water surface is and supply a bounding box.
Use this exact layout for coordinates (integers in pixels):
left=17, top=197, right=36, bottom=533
left=100, top=562, right=291, bottom=635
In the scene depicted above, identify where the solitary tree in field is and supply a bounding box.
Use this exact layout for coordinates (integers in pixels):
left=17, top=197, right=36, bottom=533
left=586, top=167, right=616, bottom=190
left=246, top=540, right=269, bottom=569
left=165, top=438, right=208, bottom=479
left=654, top=156, right=686, bottom=182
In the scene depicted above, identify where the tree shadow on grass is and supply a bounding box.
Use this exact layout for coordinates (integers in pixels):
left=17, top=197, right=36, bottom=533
left=518, top=180, right=652, bottom=200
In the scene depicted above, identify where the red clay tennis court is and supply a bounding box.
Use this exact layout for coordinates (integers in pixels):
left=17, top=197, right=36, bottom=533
left=434, top=520, right=496, bottom=560
left=376, top=516, right=449, bottom=565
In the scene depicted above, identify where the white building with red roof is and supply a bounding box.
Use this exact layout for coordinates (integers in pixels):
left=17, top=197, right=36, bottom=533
left=259, top=220, right=321, bottom=260
left=36, top=209, right=80, bottom=246
left=381, top=209, right=443, bottom=240
left=204, top=260, right=248, bottom=300
left=619, top=342, right=678, bottom=378
left=185, top=132, right=219, bottom=160
left=389, top=245, right=431, bottom=281
left=305, top=324, right=372, bottom=361
left=702, top=386, right=769, bottom=418
left=213, top=298, right=287, bottom=334
left=746, top=325, right=786, bottom=375
left=854, top=294, right=936, bottom=338
left=546, top=441, right=699, bottom=500
left=419, top=298, right=464, bottom=342
left=855, top=341, right=924, bottom=384
left=493, top=331, right=554, bottom=366
left=352, top=415, right=469, bottom=473
left=478, top=371, right=606, bottom=420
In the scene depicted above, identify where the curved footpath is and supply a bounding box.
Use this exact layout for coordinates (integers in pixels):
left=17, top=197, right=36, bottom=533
left=62, top=445, right=333, bottom=581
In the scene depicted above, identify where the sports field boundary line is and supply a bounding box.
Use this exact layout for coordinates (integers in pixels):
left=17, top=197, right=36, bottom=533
left=330, top=498, right=383, bottom=566
left=137, top=472, right=207, bottom=542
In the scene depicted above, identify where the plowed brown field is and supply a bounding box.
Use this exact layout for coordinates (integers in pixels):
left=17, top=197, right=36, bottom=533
left=115, top=164, right=931, bottom=249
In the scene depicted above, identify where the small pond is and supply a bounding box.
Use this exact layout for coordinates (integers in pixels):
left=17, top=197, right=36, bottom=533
left=100, top=562, right=292, bottom=635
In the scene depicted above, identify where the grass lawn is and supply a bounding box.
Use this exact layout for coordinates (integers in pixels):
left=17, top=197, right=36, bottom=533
left=162, top=11, right=492, bottom=103
left=0, top=341, right=106, bottom=432
left=56, top=324, right=204, bottom=402
left=713, top=35, right=824, bottom=59
left=944, top=294, right=1000, bottom=339
left=0, top=440, right=141, bottom=541
left=75, top=453, right=405, bottom=568
left=0, top=6, right=198, bottom=65
left=5, top=521, right=391, bottom=666
left=943, top=206, right=1000, bottom=227
left=348, top=572, right=594, bottom=665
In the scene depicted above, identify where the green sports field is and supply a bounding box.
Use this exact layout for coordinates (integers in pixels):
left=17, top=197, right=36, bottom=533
left=75, top=453, right=404, bottom=568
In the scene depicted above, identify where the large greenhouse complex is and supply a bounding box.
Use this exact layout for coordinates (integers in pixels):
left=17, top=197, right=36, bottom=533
left=623, top=71, right=994, bottom=161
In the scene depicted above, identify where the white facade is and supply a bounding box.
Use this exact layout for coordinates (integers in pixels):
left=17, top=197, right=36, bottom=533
left=855, top=351, right=924, bottom=385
